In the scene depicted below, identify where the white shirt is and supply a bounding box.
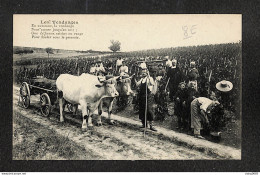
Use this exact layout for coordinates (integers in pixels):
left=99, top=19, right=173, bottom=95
left=137, top=76, right=156, bottom=93
left=166, top=59, right=172, bottom=67
left=197, top=97, right=213, bottom=112
left=116, top=59, right=123, bottom=66
left=119, top=65, right=128, bottom=73
left=95, top=65, right=105, bottom=73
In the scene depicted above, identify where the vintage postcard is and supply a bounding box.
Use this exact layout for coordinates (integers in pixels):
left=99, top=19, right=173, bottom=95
left=13, top=14, right=241, bottom=160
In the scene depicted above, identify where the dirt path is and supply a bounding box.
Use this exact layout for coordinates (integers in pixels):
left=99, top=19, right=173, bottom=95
left=13, top=86, right=221, bottom=160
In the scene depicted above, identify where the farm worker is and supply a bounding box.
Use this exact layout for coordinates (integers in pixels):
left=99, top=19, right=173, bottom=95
left=166, top=59, right=183, bottom=101
left=135, top=68, right=157, bottom=131
left=156, top=63, right=166, bottom=80
left=187, top=61, right=199, bottom=91
left=106, top=60, right=114, bottom=75
left=119, top=60, right=128, bottom=74
left=89, top=62, right=96, bottom=74
left=95, top=58, right=106, bottom=76
left=185, top=81, right=200, bottom=133
left=116, top=57, right=123, bottom=73
left=190, top=97, right=220, bottom=139
left=165, top=56, right=172, bottom=68
left=174, top=82, right=188, bottom=130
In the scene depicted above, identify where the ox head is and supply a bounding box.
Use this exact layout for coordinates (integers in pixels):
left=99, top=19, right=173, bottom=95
left=116, top=73, right=135, bottom=96
left=96, top=76, right=119, bottom=97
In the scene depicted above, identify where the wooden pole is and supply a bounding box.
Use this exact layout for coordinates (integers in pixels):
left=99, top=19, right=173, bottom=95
left=144, top=76, right=148, bottom=138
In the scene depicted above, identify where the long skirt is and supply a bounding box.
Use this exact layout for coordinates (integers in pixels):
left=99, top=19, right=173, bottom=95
left=190, top=99, right=203, bottom=134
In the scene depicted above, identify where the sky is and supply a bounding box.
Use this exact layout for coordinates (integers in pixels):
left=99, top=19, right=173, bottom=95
left=13, top=14, right=241, bottom=52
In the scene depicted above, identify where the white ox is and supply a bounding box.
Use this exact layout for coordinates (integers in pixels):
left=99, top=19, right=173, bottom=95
left=96, top=75, right=134, bottom=126
left=56, top=73, right=119, bottom=131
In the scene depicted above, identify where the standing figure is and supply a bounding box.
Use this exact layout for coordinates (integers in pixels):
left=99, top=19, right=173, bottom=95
left=116, top=57, right=123, bottom=74
left=166, top=59, right=183, bottom=101
left=156, top=63, right=166, bottom=78
left=190, top=97, right=220, bottom=139
left=185, top=81, right=200, bottom=132
left=89, top=62, right=96, bottom=75
left=165, top=56, right=172, bottom=69
left=119, top=60, right=129, bottom=75
left=95, top=58, right=106, bottom=76
left=135, top=68, right=157, bottom=131
left=174, top=82, right=188, bottom=130
left=187, top=61, right=199, bottom=91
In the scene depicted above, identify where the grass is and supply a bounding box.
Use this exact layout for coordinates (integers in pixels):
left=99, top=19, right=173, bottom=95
left=13, top=112, right=94, bottom=160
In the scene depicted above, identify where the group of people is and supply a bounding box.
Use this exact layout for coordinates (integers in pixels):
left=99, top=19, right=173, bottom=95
left=132, top=56, right=233, bottom=139
left=14, top=42, right=240, bottom=139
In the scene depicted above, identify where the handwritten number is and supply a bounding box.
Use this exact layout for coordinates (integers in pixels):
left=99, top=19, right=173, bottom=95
left=183, top=25, right=197, bottom=39
left=190, top=25, right=197, bottom=34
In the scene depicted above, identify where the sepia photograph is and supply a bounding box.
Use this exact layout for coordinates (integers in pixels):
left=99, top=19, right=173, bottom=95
left=13, top=14, right=242, bottom=160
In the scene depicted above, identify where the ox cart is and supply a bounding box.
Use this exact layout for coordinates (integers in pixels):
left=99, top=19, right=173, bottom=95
left=19, top=76, right=75, bottom=117
left=19, top=76, right=57, bottom=117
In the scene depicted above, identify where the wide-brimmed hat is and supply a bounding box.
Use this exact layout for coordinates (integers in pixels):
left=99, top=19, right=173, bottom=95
left=216, top=80, right=233, bottom=92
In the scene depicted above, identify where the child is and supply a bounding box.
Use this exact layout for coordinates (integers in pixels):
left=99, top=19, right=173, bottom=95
left=174, top=82, right=187, bottom=130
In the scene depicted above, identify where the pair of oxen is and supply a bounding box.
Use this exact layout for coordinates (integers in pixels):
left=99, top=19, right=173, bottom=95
left=56, top=73, right=134, bottom=131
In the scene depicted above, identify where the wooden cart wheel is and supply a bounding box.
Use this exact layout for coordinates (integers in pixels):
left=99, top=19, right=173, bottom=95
left=40, top=93, right=51, bottom=117
left=20, top=82, right=30, bottom=108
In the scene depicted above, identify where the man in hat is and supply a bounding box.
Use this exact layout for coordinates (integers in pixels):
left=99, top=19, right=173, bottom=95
left=216, top=80, right=233, bottom=109
left=135, top=68, right=157, bottom=131
left=166, top=59, right=183, bottom=101
left=190, top=97, right=220, bottom=139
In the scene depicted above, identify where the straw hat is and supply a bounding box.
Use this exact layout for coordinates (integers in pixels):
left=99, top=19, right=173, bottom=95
left=216, top=80, right=233, bottom=92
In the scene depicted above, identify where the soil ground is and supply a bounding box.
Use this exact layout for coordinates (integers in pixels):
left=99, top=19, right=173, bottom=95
left=111, top=96, right=241, bottom=149
left=13, top=85, right=241, bottom=160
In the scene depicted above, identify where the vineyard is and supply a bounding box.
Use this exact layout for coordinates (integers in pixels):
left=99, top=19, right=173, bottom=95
left=14, top=42, right=241, bottom=114
left=13, top=42, right=242, bottom=152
